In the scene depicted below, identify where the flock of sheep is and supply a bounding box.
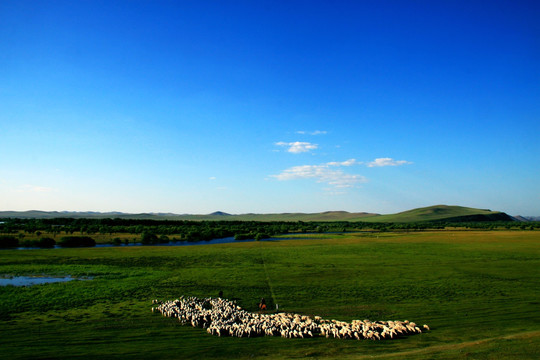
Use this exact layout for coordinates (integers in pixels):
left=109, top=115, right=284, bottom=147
left=152, top=296, right=429, bottom=340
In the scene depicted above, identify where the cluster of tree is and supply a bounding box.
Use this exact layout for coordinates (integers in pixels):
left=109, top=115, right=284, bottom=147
left=0, top=235, right=56, bottom=248
left=0, top=235, right=19, bottom=248
left=140, top=232, right=173, bottom=245
left=19, top=237, right=56, bottom=248
left=57, top=236, right=96, bottom=248
left=0, top=218, right=355, bottom=238
left=0, top=218, right=538, bottom=246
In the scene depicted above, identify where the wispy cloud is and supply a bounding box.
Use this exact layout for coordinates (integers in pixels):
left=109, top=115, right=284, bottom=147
left=296, top=130, right=327, bottom=135
left=326, top=159, right=360, bottom=167
left=367, top=158, right=412, bottom=167
left=271, top=160, right=367, bottom=189
left=275, top=141, right=318, bottom=153
left=270, top=156, right=412, bottom=190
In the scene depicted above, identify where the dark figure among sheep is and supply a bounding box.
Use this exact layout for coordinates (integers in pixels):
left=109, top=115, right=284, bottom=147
left=151, top=296, right=429, bottom=340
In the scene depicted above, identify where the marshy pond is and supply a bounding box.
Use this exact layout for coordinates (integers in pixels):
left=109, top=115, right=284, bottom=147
left=0, top=275, right=90, bottom=286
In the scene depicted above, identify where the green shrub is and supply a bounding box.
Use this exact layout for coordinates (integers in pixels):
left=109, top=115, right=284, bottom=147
left=141, top=232, right=159, bottom=245
left=254, top=233, right=270, bottom=241
left=58, top=236, right=96, bottom=248
left=18, top=238, right=55, bottom=248
left=19, top=239, right=36, bottom=247
left=37, top=237, right=56, bottom=248
left=0, top=235, right=18, bottom=248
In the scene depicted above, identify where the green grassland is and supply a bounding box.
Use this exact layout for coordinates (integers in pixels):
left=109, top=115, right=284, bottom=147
left=1, top=231, right=539, bottom=359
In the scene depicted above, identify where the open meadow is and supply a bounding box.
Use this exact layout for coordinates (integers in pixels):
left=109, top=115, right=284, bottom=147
left=1, top=230, right=539, bottom=359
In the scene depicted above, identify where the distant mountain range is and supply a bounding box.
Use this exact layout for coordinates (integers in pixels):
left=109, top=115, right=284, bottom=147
left=0, top=205, right=527, bottom=223
left=513, top=215, right=540, bottom=222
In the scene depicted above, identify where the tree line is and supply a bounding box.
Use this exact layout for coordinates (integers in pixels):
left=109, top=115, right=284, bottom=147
left=0, top=217, right=537, bottom=249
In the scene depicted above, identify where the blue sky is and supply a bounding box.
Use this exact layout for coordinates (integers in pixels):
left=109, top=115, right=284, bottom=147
left=1, top=1, right=539, bottom=215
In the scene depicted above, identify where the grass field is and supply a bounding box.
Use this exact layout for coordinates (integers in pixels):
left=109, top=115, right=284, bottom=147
left=1, top=231, right=539, bottom=359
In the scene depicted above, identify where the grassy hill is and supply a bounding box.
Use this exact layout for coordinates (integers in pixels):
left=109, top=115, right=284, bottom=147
left=0, top=210, right=378, bottom=222
left=359, top=205, right=513, bottom=223
left=207, top=211, right=378, bottom=222
left=0, top=205, right=514, bottom=223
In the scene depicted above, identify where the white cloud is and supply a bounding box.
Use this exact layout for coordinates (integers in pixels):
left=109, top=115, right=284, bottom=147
left=275, top=141, right=318, bottom=153
left=367, top=158, right=412, bottom=167
left=209, top=177, right=216, bottom=180
left=326, top=159, right=360, bottom=167
left=296, top=130, right=327, bottom=135
left=271, top=161, right=367, bottom=189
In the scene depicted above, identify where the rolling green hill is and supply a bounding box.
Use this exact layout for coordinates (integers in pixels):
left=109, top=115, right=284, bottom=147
left=359, top=205, right=513, bottom=223
left=202, top=211, right=378, bottom=222
left=0, top=210, right=378, bottom=222
left=0, top=205, right=514, bottom=223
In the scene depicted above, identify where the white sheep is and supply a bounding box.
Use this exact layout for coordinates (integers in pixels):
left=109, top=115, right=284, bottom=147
left=151, top=296, right=428, bottom=341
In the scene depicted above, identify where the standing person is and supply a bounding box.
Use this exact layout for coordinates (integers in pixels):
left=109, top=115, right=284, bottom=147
left=259, top=297, right=267, bottom=310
